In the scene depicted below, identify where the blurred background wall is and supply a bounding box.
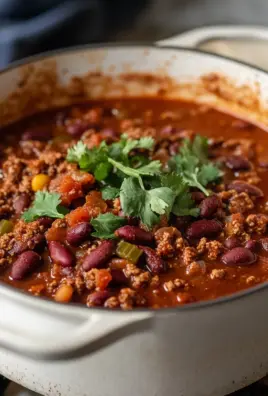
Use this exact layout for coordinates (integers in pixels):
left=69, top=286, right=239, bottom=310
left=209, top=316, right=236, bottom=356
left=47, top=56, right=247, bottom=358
left=1, top=0, right=268, bottom=68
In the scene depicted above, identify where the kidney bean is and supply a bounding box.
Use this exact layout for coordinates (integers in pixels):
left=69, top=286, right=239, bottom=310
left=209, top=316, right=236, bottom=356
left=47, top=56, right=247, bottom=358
left=245, top=240, right=259, bottom=252
left=200, top=195, right=221, bottom=218
left=48, top=241, right=74, bottom=267
left=66, top=222, right=92, bottom=246
left=224, top=236, right=241, bottom=250
left=83, top=240, right=114, bottom=271
left=226, top=156, right=251, bottom=171
left=87, top=290, right=110, bottom=306
left=227, top=181, right=263, bottom=197
left=118, top=211, right=139, bottom=226
left=115, top=225, right=153, bottom=245
left=174, top=216, right=192, bottom=232
left=10, top=234, right=45, bottom=255
left=22, top=127, right=52, bottom=141
left=191, top=191, right=205, bottom=203
left=100, top=128, right=117, bottom=142
left=110, top=269, right=128, bottom=285
left=37, top=216, right=54, bottom=228
left=11, top=251, right=41, bottom=280
left=186, top=219, right=223, bottom=240
left=261, top=238, right=268, bottom=252
left=13, top=193, right=30, bottom=215
left=32, top=233, right=45, bottom=249
left=10, top=241, right=26, bottom=256
left=138, top=246, right=167, bottom=274
left=66, top=120, right=90, bottom=137
left=221, top=247, right=257, bottom=266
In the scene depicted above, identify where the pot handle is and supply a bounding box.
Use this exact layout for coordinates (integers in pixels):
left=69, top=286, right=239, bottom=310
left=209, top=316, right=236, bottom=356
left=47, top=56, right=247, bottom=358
left=157, top=25, right=268, bottom=48
left=0, top=286, right=153, bottom=361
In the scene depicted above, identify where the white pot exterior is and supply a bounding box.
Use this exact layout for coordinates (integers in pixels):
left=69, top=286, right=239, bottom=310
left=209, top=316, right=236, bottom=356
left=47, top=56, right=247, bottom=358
left=2, top=39, right=268, bottom=396
left=2, top=289, right=268, bottom=396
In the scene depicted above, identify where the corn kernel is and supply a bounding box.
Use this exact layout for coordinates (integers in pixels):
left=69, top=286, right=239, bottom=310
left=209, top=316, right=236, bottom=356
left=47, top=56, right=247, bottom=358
left=32, top=174, right=50, bottom=192
left=54, top=284, right=73, bottom=303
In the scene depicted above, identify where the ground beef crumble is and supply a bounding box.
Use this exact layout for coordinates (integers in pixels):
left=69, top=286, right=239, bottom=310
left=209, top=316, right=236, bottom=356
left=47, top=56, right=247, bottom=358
left=182, top=247, right=197, bottom=266
left=229, top=192, right=254, bottom=214
left=210, top=269, right=226, bottom=280
left=246, top=214, right=268, bottom=234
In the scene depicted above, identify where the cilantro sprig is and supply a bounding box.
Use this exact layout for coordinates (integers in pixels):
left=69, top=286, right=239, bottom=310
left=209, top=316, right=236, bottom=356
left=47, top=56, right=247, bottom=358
left=101, top=186, right=120, bottom=200
left=22, top=192, right=69, bottom=223
left=67, top=135, right=155, bottom=182
left=168, top=135, right=222, bottom=196
left=65, top=134, right=223, bottom=229
left=91, top=213, right=127, bottom=239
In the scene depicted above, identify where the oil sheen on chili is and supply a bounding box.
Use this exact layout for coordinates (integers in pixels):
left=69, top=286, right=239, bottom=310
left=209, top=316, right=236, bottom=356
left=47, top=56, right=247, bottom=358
left=1, top=98, right=268, bottom=310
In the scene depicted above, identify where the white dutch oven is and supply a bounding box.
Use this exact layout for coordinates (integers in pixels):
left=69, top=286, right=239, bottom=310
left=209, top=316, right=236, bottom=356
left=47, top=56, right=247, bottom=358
left=2, top=26, right=268, bottom=396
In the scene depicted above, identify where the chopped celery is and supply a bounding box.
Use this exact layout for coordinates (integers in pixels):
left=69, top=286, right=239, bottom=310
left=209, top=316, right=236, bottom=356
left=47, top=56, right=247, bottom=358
left=116, top=240, right=143, bottom=264
left=0, top=220, right=14, bottom=236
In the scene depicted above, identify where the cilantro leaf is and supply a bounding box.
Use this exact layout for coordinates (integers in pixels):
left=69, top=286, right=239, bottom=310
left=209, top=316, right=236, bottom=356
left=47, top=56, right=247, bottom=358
left=22, top=192, right=69, bottom=223
left=107, top=135, right=154, bottom=163
left=148, top=188, right=175, bottom=216
left=191, top=135, right=209, bottom=164
left=172, top=189, right=200, bottom=217
left=161, top=173, right=199, bottom=217
left=121, top=135, right=155, bottom=156
left=91, top=213, right=127, bottom=239
left=120, top=178, right=159, bottom=228
left=101, top=186, right=120, bottom=200
left=168, top=135, right=222, bottom=196
left=108, top=158, right=161, bottom=188
left=130, top=155, right=150, bottom=168
left=161, top=173, right=185, bottom=194
left=197, top=163, right=223, bottom=186
left=137, top=137, right=155, bottom=150
left=120, top=178, right=176, bottom=229
left=122, top=139, right=137, bottom=156
left=66, top=141, right=88, bottom=163
left=94, top=161, right=112, bottom=181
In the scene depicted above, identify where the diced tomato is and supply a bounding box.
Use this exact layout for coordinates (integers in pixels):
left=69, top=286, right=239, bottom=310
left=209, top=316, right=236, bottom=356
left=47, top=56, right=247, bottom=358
left=74, top=171, right=95, bottom=186
left=66, top=206, right=90, bottom=227
left=46, top=227, right=67, bottom=242
left=85, top=191, right=107, bottom=217
left=58, top=175, right=83, bottom=205
left=96, top=269, right=112, bottom=291
left=86, top=133, right=103, bottom=148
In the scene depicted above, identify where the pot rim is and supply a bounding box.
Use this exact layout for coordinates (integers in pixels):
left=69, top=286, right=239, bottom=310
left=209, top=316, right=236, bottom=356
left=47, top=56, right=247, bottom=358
left=1, top=41, right=268, bottom=315
left=2, top=40, right=268, bottom=76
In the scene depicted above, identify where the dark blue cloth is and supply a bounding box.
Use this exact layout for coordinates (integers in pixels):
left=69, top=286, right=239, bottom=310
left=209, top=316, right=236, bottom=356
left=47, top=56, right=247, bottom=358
left=0, top=0, right=146, bottom=68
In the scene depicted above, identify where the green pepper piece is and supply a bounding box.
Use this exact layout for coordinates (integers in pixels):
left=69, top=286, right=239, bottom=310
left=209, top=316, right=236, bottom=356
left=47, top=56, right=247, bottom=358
left=116, top=240, right=143, bottom=264
left=0, top=220, right=14, bottom=236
